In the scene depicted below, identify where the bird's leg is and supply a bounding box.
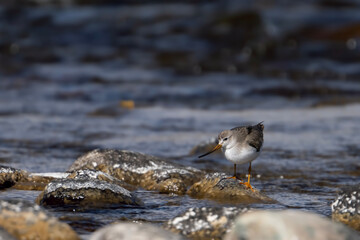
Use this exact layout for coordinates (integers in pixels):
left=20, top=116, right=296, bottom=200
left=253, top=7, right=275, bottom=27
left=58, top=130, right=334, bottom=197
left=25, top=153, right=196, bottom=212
left=241, top=162, right=254, bottom=191
left=247, top=162, right=251, bottom=185
left=234, top=163, right=236, bottom=177
left=226, top=164, right=242, bottom=181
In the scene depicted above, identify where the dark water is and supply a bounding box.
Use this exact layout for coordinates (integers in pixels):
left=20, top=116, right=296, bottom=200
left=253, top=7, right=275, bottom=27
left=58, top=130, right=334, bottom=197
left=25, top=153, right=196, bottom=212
left=0, top=0, right=360, bottom=237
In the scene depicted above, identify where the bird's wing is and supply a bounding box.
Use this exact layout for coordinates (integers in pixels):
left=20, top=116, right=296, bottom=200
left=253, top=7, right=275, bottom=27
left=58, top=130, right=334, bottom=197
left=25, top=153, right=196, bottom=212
left=246, top=123, right=264, bottom=152
left=231, top=126, right=247, bottom=132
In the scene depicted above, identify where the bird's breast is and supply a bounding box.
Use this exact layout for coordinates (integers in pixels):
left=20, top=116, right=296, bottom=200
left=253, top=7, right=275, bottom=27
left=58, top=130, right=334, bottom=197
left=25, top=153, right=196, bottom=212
left=223, top=145, right=260, bottom=165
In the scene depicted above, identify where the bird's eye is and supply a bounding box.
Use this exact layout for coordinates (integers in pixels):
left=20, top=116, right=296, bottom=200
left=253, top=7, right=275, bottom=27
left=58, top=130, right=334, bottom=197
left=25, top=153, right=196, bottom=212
left=224, top=138, right=228, bottom=141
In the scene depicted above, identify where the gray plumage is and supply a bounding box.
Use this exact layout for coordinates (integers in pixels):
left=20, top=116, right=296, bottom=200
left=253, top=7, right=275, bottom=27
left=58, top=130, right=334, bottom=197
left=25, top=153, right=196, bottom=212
left=230, top=122, right=264, bottom=152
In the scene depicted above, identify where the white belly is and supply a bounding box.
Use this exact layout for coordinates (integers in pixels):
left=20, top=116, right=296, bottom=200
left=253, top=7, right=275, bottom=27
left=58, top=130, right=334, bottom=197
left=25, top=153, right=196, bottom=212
left=224, top=146, right=260, bottom=165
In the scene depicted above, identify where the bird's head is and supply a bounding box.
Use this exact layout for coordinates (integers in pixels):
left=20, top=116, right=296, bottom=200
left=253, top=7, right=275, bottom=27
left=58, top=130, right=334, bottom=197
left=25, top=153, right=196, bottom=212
left=217, top=130, right=233, bottom=148
left=198, top=130, right=233, bottom=158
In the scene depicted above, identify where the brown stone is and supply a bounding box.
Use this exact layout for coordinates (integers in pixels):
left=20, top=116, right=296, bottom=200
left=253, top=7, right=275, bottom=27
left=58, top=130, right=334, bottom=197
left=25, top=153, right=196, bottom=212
left=187, top=173, right=275, bottom=204
left=0, top=165, right=28, bottom=189
left=332, top=213, right=360, bottom=231
left=68, top=149, right=203, bottom=194
left=0, top=199, right=80, bottom=240
left=140, top=168, right=200, bottom=195
left=14, top=174, right=60, bottom=191
left=331, top=184, right=360, bottom=231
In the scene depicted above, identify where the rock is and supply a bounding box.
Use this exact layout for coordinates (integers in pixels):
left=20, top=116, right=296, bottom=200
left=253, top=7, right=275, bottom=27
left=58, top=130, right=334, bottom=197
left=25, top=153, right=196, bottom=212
left=14, top=172, right=69, bottom=191
left=332, top=184, right=360, bottom=231
left=188, top=138, right=220, bottom=156
left=187, top=173, right=274, bottom=204
left=141, top=168, right=198, bottom=195
left=36, top=178, right=142, bottom=207
left=0, top=199, right=80, bottom=240
left=0, top=165, right=28, bottom=189
left=67, top=169, right=136, bottom=191
left=0, top=226, right=17, bottom=240
left=165, top=207, right=249, bottom=240
left=225, top=210, right=360, bottom=240
left=68, top=149, right=203, bottom=194
left=90, top=222, right=184, bottom=240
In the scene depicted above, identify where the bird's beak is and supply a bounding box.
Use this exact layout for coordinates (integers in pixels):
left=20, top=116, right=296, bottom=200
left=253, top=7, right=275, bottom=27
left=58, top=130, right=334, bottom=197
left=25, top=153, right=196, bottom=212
left=198, top=144, right=222, bottom=158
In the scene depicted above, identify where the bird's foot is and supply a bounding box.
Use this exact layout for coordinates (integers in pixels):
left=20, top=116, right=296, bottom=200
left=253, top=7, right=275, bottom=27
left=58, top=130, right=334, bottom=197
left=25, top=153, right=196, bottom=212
left=240, top=181, right=255, bottom=192
left=226, top=175, right=243, bottom=182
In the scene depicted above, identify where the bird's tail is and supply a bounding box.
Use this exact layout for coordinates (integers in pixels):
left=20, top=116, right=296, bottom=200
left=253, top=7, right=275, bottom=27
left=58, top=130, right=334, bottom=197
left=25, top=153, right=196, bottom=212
left=256, top=121, right=264, bottom=131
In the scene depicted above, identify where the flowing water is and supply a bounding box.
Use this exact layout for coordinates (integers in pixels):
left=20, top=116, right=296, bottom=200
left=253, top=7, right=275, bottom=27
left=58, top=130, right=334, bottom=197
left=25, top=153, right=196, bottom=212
left=0, top=0, right=360, bottom=238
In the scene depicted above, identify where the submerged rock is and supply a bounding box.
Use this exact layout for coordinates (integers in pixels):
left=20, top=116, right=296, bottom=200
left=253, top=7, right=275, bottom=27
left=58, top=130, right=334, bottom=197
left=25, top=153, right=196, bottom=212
left=36, top=178, right=142, bottom=207
left=67, top=169, right=136, bottom=191
left=225, top=210, right=359, bottom=240
left=0, top=165, right=28, bottom=189
left=332, top=184, right=360, bottom=231
left=0, top=199, right=79, bottom=240
left=90, top=222, right=184, bottom=240
left=187, top=173, right=274, bottom=204
left=68, top=149, right=203, bottom=194
left=165, top=207, right=249, bottom=240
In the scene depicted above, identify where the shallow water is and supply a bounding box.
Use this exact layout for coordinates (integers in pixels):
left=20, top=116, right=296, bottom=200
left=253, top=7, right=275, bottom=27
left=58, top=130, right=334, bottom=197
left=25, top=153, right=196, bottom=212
left=0, top=0, right=360, bottom=238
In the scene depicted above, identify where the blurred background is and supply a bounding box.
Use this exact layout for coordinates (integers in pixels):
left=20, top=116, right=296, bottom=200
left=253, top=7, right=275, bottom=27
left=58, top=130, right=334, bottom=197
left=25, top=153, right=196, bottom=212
left=0, top=0, right=360, bottom=234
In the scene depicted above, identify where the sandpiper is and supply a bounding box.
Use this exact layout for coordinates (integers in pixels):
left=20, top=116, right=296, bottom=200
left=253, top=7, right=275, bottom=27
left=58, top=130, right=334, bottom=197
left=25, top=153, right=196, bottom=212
left=199, top=122, right=264, bottom=191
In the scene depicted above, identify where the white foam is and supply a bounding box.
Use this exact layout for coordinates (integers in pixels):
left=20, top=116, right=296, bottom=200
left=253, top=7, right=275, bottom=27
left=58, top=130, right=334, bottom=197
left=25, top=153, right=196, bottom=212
left=30, top=172, right=69, bottom=178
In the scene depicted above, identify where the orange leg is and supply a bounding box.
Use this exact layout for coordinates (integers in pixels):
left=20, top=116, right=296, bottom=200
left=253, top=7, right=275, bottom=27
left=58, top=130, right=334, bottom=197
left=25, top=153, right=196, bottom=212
left=226, top=164, right=242, bottom=181
left=240, top=162, right=254, bottom=191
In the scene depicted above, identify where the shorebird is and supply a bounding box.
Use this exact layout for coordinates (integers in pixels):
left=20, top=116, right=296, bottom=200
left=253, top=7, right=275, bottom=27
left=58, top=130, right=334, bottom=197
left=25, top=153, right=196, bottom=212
left=199, top=122, right=264, bottom=191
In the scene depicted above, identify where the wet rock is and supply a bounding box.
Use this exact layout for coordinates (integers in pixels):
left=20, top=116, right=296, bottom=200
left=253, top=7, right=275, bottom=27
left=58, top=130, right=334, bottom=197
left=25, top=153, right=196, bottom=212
left=36, top=178, right=142, bottom=207
left=68, top=149, right=203, bottom=194
left=225, top=210, right=359, bottom=240
left=188, top=137, right=220, bottom=156
left=0, top=226, right=16, bottom=240
left=67, top=169, right=136, bottom=191
left=14, top=172, right=69, bottom=191
left=141, top=168, right=198, bottom=194
left=90, top=222, right=184, bottom=240
left=0, top=165, right=28, bottom=189
left=187, top=173, right=274, bottom=204
left=332, top=184, right=360, bottom=231
left=0, top=199, right=79, bottom=240
left=165, top=207, right=249, bottom=240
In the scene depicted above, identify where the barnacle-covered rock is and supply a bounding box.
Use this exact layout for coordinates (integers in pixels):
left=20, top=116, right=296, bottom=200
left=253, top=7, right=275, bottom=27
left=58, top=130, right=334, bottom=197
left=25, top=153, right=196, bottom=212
left=165, top=207, right=249, bottom=240
left=332, top=184, right=360, bottom=231
left=36, top=178, right=142, bottom=207
left=68, top=149, right=203, bottom=194
left=67, top=169, right=135, bottom=191
left=187, top=173, right=274, bottom=204
left=0, top=165, right=28, bottom=189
